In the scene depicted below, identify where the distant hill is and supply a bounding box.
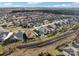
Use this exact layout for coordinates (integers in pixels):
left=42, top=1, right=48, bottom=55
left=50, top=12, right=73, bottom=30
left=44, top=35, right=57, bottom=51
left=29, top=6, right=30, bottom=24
left=0, top=7, right=79, bottom=15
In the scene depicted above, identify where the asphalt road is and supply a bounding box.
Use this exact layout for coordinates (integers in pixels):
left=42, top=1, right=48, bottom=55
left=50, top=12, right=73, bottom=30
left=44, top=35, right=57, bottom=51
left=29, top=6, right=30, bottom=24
left=17, top=29, right=78, bottom=49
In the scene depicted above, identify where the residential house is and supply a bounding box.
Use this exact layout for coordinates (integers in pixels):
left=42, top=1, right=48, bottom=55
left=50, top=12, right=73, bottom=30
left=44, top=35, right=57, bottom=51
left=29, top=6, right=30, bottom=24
left=0, top=31, right=9, bottom=42
left=24, top=30, right=38, bottom=39
left=73, top=34, right=79, bottom=48
left=36, top=27, right=49, bottom=36
left=62, top=46, right=79, bottom=56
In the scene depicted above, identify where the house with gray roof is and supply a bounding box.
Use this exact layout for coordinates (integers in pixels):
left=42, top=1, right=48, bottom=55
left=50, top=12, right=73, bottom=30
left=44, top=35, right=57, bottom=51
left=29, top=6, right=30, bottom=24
left=62, top=46, right=79, bottom=56
left=36, top=27, right=49, bottom=36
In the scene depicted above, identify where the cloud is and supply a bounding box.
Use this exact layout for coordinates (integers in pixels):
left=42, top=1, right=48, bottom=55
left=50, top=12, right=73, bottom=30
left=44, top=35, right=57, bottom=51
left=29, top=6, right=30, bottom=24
left=52, top=4, right=69, bottom=7
left=3, top=2, right=13, bottom=5
left=27, top=2, right=42, bottom=4
left=13, top=5, right=21, bottom=7
left=72, top=2, right=79, bottom=4
left=0, top=2, right=79, bottom=8
left=52, top=2, right=79, bottom=8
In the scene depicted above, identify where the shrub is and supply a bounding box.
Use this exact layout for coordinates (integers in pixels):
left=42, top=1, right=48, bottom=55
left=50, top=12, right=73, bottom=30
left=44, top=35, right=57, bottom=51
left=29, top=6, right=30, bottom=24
left=38, top=52, right=52, bottom=56
left=56, top=43, right=68, bottom=52
left=58, top=27, right=67, bottom=33
left=47, top=30, right=58, bottom=37
left=71, top=25, right=79, bottom=30
left=1, top=25, right=7, bottom=28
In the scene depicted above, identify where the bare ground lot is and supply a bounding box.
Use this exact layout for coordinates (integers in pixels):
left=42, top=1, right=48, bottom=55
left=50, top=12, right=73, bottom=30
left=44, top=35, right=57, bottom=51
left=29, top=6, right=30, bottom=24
left=1, top=30, right=77, bottom=56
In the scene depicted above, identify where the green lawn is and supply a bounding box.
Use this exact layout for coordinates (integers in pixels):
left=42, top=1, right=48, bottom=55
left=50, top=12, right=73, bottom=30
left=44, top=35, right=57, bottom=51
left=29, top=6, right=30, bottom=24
left=0, top=45, right=5, bottom=55
left=47, top=47, right=60, bottom=56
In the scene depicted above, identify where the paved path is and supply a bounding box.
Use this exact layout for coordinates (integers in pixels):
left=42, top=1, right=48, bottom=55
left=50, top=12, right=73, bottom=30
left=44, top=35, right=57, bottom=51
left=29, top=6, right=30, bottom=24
left=17, top=30, right=78, bottom=49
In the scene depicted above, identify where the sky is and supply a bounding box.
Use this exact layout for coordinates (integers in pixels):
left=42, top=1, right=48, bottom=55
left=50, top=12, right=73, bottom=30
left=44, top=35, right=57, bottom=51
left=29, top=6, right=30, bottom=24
left=0, top=2, right=79, bottom=8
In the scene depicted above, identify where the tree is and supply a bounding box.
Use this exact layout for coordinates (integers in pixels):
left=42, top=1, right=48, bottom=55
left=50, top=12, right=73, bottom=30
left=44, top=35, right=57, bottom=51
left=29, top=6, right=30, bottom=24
left=47, top=30, right=58, bottom=37
left=1, top=25, right=7, bottom=28
left=71, top=24, right=79, bottom=30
